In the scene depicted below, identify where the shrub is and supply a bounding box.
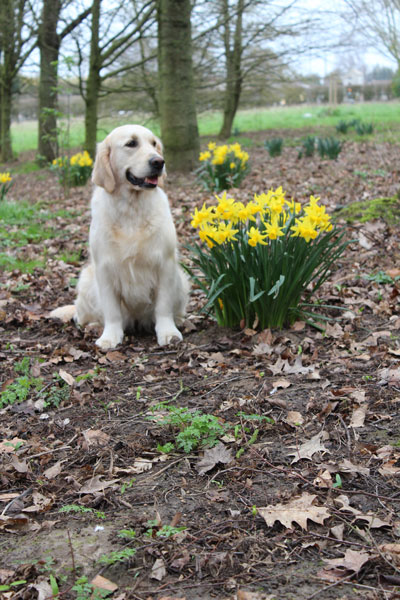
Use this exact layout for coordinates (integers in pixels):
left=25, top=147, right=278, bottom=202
left=51, top=151, right=93, bottom=187
left=0, top=172, right=12, bottom=201
left=335, top=120, right=350, bottom=134
left=196, top=142, right=250, bottom=192
left=317, top=137, right=343, bottom=160
left=186, top=188, right=349, bottom=329
left=298, top=136, right=316, bottom=158
left=264, top=137, right=283, bottom=157
left=354, top=121, right=374, bottom=135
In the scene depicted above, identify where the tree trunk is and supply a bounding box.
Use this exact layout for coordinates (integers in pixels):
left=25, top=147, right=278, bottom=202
left=38, top=0, right=62, bottom=163
left=157, top=0, right=199, bottom=172
left=84, top=0, right=101, bottom=159
left=0, top=81, right=13, bottom=161
left=218, top=0, right=244, bottom=140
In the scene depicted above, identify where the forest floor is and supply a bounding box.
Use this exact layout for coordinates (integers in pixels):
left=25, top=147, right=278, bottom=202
left=1, top=130, right=400, bottom=600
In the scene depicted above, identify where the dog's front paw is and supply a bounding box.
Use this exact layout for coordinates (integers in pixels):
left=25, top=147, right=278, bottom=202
left=96, top=327, right=123, bottom=350
left=156, top=326, right=183, bottom=347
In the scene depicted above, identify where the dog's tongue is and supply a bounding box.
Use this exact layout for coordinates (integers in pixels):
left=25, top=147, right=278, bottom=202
left=145, top=176, right=158, bottom=185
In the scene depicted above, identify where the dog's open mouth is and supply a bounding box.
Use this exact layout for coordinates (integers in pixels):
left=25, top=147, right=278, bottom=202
left=126, top=170, right=158, bottom=189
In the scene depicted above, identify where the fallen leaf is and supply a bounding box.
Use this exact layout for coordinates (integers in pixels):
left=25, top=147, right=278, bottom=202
left=23, top=492, right=53, bottom=513
left=288, top=431, right=330, bottom=463
left=196, top=442, right=233, bottom=475
left=78, top=475, right=119, bottom=495
left=258, top=492, right=331, bottom=530
left=0, top=438, right=25, bottom=453
left=43, top=461, right=63, bottom=479
left=31, top=577, right=53, bottom=600
left=379, top=544, right=400, bottom=566
left=273, top=378, right=292, bottom=390
left=313, top=469, right=332, bottom=488
left=335, top=494, right=391, bottom=528
left=349, top=404, right=367, bottom=428
left=324, top=548, right=372, bottom=573
left=58, top=368, right=75, bottom=386
left=91, top=574, right=118, bottom=592
left=285, top=411, right=304, bottom=426
left=82, top=429, right=110, bottom=448
left=237, top=591, right=276, bottom=600
left=151, top=558, right=166, bottom=581
left=338, top=459, right=370, bottom=476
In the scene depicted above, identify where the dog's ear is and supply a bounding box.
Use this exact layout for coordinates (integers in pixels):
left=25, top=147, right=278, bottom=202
left=155, top=136, right=167, bottom=188
left=92, top=138, right=115, bottom=193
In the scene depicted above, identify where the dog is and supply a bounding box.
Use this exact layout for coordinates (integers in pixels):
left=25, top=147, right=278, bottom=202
left=50, top=124, right=189, bottom=350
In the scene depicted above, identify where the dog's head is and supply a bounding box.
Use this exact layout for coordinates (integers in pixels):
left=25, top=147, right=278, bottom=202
left=92, top=124, right=165, bottom=194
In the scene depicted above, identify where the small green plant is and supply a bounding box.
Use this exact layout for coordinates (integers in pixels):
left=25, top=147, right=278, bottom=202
left=98, top=548, right=136, bottom=565
left=150, top=404, right=227, bottom=452
left=298, top=135, right=316, bottom=158
left=354, top=121, right=374, bottom=135
left=0, top=580, right=27, bottom=593
left=118, top=529, right=137, bottom=539
left=264, top=137, right=283, bottom=157
left=146, top=523, right=187, bottom=538
left=317, top=137, right=343, bottom=160
left=186, top=188, right=349, bottom=329
left=59, top=504, right=106, bottom=519
left=335, top=120, right=351, bottom=134
left=72, top=576, right=108, bottom=600
left=364, top=270, right=399, bottom=285
left=196, top=142, right=250, bottom=192
left=120, top=479, right=136, bottom=494
left=0, top=172, right=13, bottom=201
left=333, top=473, right=343, bottom=488
left=51, top=151, right=93, bottom=187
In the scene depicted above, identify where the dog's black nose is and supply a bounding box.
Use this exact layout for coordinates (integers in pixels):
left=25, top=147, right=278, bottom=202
left=149, top=156, right=165, bottom=172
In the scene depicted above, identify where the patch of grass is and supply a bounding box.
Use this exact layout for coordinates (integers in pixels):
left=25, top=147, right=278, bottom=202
left=264, top=137, right=283, bottom=157
left=335, top=196, right=400, bottom=224
left=149, top=404, right=227, bottom=453
left=0, top=254, right=45, bottom=273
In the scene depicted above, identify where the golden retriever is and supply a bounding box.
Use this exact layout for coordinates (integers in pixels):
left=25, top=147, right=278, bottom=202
left=50, top=124, right=189, bottom=350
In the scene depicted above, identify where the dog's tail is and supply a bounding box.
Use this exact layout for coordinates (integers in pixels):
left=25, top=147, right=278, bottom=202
left=49, top=305, right=76, bottom=323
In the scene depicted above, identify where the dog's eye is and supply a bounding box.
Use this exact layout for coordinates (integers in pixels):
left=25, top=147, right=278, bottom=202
left=152, top=140, right=157, bottom=147
left=125, top=139, right=138, bottom=148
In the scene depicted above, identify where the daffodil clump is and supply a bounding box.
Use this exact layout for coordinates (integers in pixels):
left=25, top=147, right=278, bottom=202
left=196, top=142, right=250, bottom=192
left=187, top=187, right=348, bottom=329
left=51, top=151, right=93, bottom=187
left=0, top=172, right=12, bottom=201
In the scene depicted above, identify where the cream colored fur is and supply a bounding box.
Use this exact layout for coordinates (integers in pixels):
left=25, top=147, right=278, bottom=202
left=50, top=124, right=189, bottom=350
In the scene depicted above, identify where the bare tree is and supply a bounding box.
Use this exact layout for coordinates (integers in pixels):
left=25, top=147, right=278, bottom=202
left=37, top=0, right=90, bottom=163
left=74, top=0, right=156, bottom=159
left=157, top=0, right=199, bottom=172
left=0, top=0, right=37, bottom=161
left=345, top=0, right=400, bottom=69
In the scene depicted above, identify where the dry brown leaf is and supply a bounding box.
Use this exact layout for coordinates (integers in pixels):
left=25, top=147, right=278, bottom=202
left=237, top=591, right=276, bottom=600
left=379, top=543, right=400, bottom=566
left=349, top=404, right=367, bottom=428
left=130, top=458, right=153, bottom=473
left=31, top=578, right=53, bottom=600
left=338, top=458, right=370, bottom=476
left=43, top=460, right=63, bottom=479
left=288, top=431, right=330, bottom=463
left=82, top=429, right=110, bottom=448
left=78, top=475, right=119, bottom=495
left=273, top=378, right=292, bottom=390
left=196, top=442, right=233, bottom=475
left=285, top=410, right=304, bottom=426
left=23, top=491, right=53, bottom=513
left=151, top=558, right=167, bottom=581
left=330, top=523, right=345, bottom=541
left=58, top=368, right=75, bottom=386
left=324, top=548, right=372, bottom=573
left=258, top=492, right=331, bottom=530
left=11, top=455, right=29, bottom=473
left=313, top=469, right=332, bottom=488
left=0, top=493, right=19, bottom=502
left=91, top=574, right=118, bottom=592
left=335, top=494, right=391, bottom=528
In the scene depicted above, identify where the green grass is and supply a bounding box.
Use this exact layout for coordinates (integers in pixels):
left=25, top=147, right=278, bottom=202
left=8, top=102, right=400, bottom=157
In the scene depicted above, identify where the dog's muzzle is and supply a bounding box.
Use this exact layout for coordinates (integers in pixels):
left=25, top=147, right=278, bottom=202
left=126, top=156, right=165, bottom=189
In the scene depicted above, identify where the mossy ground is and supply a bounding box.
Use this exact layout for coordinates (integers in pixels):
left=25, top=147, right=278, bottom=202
left=334, top=194, right=400, bottom=224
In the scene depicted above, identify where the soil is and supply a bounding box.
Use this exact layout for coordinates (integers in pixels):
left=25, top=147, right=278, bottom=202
left=1, top=130, right=400, bottom=600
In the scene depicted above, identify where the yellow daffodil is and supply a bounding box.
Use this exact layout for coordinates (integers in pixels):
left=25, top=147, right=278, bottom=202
left=208, top=142, right=217, bottom=151
left=247, top=226, right=268, bottom=247
left=199, top=150, right=211, bottom=161
left=264, top=221, right=285, bottom=240
left=291, top=216, right=319, bottom=242
left=0, top=172, right=12, bottom=184
left=191, top=203, right=215, bottom=228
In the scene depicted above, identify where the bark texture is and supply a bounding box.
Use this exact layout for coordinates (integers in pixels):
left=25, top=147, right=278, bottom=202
left=157, top=0, right=199, bottom=172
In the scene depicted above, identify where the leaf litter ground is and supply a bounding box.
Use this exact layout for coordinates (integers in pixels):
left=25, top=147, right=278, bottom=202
left=1, top=132, right=400, bottom=600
